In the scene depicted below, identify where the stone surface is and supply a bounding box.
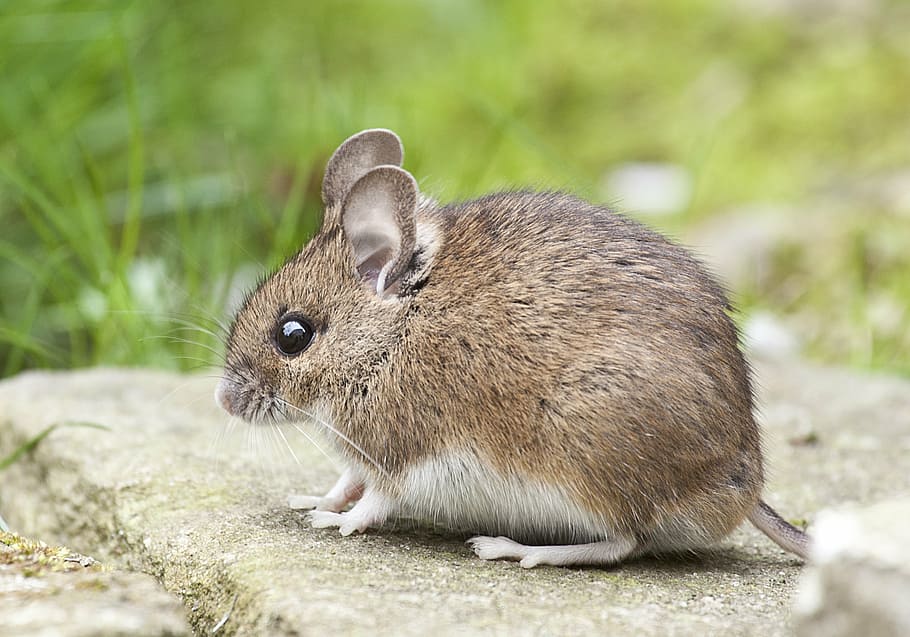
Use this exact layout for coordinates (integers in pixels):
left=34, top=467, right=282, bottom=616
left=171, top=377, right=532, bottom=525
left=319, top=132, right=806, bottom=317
left=794, top=499, right=910, bottom=637
left=1, top=503, right=190, bottom=636
left=0, top=359, right=908, bottom=635
left=0, top=568, right=191, bottom=637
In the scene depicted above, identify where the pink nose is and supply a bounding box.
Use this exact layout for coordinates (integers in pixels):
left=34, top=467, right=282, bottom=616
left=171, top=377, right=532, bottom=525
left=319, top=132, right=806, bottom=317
left=214, top=380, right=235, bottom=415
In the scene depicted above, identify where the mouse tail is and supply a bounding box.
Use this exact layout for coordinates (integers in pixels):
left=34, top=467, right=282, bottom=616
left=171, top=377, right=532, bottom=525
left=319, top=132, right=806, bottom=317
left=748, top=500, right=811, bottom=560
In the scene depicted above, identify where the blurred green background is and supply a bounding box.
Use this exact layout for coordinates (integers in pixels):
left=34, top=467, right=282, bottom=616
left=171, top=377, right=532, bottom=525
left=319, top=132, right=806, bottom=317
left=1, top=0, right=908, bottom=379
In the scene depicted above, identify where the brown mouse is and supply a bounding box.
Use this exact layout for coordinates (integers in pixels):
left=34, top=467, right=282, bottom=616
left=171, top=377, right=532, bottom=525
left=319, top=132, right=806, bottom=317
left=215, top=128, right=810, bottom=567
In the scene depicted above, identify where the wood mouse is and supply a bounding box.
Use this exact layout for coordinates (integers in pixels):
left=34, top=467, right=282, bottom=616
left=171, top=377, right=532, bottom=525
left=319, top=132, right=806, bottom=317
left=215, top=128, right=810, bottom=568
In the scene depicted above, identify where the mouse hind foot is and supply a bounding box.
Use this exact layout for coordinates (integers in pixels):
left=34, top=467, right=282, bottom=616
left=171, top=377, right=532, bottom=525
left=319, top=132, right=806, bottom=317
left=467, top=534, right=638, bottom=568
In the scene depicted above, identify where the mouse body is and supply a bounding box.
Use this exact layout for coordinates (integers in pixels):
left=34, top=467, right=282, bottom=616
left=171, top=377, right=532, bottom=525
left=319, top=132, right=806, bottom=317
left=216, top=129, right=810, bottom=567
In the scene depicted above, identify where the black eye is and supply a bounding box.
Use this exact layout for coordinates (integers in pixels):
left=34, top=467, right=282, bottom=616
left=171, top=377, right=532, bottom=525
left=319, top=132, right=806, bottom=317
left=274, top=316, right=315, bottom=356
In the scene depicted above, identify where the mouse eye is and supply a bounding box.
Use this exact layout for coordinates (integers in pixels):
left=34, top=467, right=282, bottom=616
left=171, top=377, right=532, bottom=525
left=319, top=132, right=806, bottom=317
left=274, top=316, right=315, bottom=356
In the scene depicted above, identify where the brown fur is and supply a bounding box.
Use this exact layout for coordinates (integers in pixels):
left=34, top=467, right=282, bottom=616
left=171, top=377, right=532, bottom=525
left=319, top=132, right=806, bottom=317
left=220, top=129, right=809, bottom=557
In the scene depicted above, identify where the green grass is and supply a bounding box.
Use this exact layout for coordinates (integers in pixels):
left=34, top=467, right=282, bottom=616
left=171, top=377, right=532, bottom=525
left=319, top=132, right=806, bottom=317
left=1, top=0, right=909, bottom=377
left=0, top=420, right=109, bottom=531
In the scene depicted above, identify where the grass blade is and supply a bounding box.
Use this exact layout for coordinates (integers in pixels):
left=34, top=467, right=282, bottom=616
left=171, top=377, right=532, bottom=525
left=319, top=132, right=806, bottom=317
left=0, top=421, right=110, bottom=472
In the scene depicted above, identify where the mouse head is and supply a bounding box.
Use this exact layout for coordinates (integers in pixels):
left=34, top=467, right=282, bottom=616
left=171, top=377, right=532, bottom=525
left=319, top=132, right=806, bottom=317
left=216, top=129, right=422, bottom=423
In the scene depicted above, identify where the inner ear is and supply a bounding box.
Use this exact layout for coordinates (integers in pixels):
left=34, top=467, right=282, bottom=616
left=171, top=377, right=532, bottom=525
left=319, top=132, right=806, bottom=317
left=355, top=247, right=394, bottom=288
left=341, top=165, right=417, bottom=296
left=351, top=233, right=397, bottom=285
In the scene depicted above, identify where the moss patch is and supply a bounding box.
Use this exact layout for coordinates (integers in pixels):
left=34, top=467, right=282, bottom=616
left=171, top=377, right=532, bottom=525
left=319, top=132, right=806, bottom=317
left=0, top=531, right=103, bottom=577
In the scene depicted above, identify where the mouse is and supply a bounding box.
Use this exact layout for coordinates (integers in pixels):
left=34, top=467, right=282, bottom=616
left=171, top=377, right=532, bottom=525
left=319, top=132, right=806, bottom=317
left=215, top=128, right=811, bottom=568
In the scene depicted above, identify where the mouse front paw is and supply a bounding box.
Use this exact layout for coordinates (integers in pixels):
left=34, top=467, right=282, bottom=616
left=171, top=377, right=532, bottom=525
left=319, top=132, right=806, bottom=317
left=306, top=510, right=371, bottom=537
left=305, top=488, right=391, bottom=538
left=306, top=510, right=344, bottom=529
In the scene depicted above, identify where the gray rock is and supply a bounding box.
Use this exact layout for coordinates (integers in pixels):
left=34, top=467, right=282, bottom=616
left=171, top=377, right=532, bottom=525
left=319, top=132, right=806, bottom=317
left=0, top=569, right=190, bottom=637
left=0, top=362, right=908, bottom=636
left=795, top=499, right=910, bottom=637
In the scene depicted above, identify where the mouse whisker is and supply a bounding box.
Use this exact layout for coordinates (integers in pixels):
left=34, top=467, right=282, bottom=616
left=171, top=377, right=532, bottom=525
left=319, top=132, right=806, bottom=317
left=245, top=416, right=255, bottom=462
left=273, top=422, right=301, bottom=466
left=108, top=308, right=229, bottom=338
left=154, top=376, right=218, bottom=411
left=283, top=422, right=342, bottom=472
left=259, top=424, right=272, bottom=476
left=276, top=398, right=390, bottom=479
left=166, top=324, right=222, bottom=341
left=142, top=335, right=225, bottom=361
left=181, top=302, right=231, bottom=337
left=171, top=355, right=219, bottom=367
left=207, top=418, right=229, bottom=461
left=172, top=305, right=230, bottom=336
left=264, top=425, right=284, bottom=481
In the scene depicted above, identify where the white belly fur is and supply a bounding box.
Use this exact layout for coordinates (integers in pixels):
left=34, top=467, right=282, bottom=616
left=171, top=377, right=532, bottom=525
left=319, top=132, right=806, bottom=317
left=397, top=449, right=618, bottom=544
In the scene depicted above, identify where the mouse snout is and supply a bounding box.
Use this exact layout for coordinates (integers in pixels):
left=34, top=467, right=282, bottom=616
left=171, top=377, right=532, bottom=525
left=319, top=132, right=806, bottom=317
left=214, top=379, right=236, bottom=415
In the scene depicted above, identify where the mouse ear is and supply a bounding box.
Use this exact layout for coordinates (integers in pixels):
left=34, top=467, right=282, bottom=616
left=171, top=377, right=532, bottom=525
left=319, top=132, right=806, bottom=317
left=322, top=129, right=404, bottom=222
left=341, top=165, right=417, bottom=297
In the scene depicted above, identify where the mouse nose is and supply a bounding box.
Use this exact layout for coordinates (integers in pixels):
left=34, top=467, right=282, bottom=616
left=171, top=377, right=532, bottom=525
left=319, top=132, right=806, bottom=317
left=214, top=379, right=235, bottom=415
